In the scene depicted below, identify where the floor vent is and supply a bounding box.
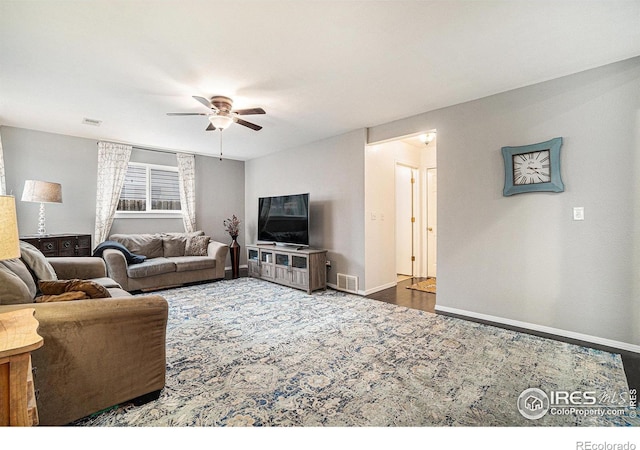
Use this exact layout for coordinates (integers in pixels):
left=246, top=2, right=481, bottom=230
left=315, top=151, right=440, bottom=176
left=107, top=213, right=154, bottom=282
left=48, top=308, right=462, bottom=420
left=337, top=273, right=358, bottom=294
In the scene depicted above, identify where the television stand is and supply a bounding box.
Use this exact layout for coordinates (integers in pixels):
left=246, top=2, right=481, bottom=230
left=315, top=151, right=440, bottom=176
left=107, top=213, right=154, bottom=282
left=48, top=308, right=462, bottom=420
left=246, top=244, right=327, bottom=294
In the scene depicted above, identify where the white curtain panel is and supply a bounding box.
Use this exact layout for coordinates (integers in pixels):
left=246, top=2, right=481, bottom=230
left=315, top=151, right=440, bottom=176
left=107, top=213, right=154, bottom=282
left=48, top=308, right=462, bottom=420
left=94, top=141, right=132, bottom=244
left=176, top=153, right=196, bottom=233
left=0, top=129, right=6, bottom=195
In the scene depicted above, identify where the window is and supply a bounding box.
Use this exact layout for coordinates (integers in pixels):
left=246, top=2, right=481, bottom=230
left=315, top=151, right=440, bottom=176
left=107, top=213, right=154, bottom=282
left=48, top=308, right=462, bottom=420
left=117, top=163, right=181, bottom=214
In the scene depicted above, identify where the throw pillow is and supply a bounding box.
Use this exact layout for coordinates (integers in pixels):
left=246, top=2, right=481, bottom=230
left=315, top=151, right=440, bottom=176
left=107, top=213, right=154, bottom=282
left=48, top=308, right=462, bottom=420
left=0, top=264, right=36, bottom=305
left=162, top=235, right=187, bottom=257
left=38, top=279, right=112, bottom=299
left=0, top=259, right=37, bottom=299
left=19, top=240, right=58, bottom=281
left=185, top=235, right=210, bottom=256
left=38, top=280, right=67, bottom=295
left=36, top=291, right=89, bottom=303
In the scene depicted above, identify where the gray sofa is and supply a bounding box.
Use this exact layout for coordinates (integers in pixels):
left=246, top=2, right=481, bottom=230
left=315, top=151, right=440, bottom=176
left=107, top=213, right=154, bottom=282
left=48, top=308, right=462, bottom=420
left=102, top=231, right=229, bottom=292
left=0, top=241, right=168, bottom=425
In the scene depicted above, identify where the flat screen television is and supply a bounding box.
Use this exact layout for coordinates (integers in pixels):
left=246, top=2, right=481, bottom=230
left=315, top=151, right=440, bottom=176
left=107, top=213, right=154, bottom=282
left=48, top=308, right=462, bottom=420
left=258, top=193, right=309, bottom=247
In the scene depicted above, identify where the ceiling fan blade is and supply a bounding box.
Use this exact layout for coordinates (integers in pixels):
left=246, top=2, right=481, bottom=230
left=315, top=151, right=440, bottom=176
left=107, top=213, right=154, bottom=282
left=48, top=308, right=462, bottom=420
left=206, top=123, right=216, bottom=131
left=193, top=95, right=216, bottom=110
left=232, top=107, right=266, bottom=115
left=235, top=118, right=262, bottom=131
left=167, top=112, right=208, bottom=116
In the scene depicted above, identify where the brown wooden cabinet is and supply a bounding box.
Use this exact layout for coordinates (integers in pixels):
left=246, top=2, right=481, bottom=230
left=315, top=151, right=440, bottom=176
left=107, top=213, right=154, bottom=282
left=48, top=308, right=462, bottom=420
left=20, top=234, right=92, bottom=257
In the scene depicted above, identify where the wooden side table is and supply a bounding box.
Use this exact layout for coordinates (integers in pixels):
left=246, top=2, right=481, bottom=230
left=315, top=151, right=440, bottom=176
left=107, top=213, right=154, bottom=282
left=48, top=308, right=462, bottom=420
left=0, top=308, right=43, bottom=426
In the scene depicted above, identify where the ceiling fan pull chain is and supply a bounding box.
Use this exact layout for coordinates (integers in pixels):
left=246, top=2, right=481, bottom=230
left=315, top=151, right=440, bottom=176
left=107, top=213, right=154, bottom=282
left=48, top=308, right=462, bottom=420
left=219, top=130, right=223, bottom=161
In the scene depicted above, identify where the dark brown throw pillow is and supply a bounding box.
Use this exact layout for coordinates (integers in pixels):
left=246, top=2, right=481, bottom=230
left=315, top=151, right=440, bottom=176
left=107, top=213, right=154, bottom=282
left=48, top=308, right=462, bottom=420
left=38, top=279, right=111, bottom=299
left=38, top=280, right=71, bottom=295
left=185, top=235, right=210, bottom=256
left=36, top=291, right=89, bottom=303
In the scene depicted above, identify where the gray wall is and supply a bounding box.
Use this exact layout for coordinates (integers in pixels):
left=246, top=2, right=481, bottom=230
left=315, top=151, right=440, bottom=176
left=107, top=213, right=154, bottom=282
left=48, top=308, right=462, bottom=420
left=245, top=129, right=366, bottom=286
left=368, top=56, right=640, bottom=346
left=1, top=126, right=244, bottom=268
left=195, top=155, right=246, bottom=267
left=3, top=127, right=98, bottom=237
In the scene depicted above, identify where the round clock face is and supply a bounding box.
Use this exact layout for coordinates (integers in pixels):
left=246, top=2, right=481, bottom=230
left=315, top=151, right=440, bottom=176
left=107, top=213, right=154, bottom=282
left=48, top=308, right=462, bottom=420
left=512, top=150, right=551, bottom=185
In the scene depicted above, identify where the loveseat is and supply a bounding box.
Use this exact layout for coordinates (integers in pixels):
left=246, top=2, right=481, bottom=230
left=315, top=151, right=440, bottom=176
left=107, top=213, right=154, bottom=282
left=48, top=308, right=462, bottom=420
left=0, top=241, right=168, bottom=426
left=100, top=231, right=228, bottom=292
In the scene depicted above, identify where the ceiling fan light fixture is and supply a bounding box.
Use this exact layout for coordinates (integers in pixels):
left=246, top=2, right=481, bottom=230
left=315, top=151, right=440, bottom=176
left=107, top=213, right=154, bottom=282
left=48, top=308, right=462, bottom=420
left=209, top=114, right=234, bottom=130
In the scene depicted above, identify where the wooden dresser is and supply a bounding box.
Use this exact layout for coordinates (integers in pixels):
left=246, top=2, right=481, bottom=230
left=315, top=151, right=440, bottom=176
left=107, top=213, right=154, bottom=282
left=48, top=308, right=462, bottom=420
left=20, top=234, right=92, bottom=257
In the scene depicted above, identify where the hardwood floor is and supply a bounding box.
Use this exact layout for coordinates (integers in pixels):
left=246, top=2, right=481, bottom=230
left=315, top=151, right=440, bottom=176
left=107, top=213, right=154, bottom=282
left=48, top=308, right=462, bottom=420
left=366, top=277, right=640, bottom=396
left=367, top=276, right=436, bottom=313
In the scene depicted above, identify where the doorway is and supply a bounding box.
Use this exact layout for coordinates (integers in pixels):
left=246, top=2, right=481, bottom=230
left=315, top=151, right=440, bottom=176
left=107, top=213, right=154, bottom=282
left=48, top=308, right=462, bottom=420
left=363, top=129, right=437, bottom=294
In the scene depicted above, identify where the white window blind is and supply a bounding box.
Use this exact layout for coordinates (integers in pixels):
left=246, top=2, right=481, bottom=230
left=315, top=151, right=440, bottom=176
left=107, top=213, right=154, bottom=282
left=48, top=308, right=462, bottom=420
left=118, top=164, right=146, bottom=211
left=117, top=163, right=181, bottom=212
left=150, top=168, right=181, bottom=210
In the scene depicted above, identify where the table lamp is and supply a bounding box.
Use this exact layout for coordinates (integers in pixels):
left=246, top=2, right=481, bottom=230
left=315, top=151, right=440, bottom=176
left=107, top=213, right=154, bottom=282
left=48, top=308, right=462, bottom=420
left=0, top=195, right=20, bottom=260
left=21, top=180, right=62, bottom=236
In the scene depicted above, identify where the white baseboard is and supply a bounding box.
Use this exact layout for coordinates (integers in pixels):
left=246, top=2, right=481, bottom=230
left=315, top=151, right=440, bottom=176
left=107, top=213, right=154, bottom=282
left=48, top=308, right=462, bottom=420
left=225, top=264, right=248, bottom=271
left=362, top=281, right=397, bottom=296
left=435, top=305, right=640, bottom=354
left=326, top=280, right=397, bottom=296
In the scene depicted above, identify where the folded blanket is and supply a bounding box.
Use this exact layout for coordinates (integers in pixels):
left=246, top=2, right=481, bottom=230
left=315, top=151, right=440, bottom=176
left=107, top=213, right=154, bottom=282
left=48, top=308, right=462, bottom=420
left=92, top=240, right=147, bottom=264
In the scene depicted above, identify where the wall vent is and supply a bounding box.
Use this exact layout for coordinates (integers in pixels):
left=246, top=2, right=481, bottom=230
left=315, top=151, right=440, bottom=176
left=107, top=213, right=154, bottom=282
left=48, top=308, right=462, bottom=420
left=336, top=273, right=358, bottom=294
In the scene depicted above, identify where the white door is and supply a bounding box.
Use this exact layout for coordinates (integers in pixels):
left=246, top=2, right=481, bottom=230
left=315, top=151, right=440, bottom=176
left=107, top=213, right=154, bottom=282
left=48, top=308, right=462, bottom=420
left=427, top=168, right=437, bottom=278
left=396, top=165, right=416, bottom=277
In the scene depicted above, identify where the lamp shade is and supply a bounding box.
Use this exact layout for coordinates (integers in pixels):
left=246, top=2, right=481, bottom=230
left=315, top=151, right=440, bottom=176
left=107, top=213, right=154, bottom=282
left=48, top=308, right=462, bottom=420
left=0, top=196, right=20, bottom=260
left=21, top=180, right=63, bottom=203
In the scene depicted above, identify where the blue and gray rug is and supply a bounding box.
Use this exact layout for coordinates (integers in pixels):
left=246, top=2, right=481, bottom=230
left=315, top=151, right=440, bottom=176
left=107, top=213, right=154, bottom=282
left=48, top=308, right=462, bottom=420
left=76, top=278, right=637, bottom=426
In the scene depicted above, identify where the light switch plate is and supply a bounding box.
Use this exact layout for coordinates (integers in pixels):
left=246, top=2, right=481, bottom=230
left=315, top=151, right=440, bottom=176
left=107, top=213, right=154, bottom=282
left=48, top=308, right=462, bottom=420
left=573, top=207, right=585, bottom=221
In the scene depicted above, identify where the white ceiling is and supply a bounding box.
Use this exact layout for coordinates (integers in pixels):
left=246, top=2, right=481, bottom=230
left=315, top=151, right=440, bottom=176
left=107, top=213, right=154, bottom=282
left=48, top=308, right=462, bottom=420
left=1, top=1, right=639, bottom=160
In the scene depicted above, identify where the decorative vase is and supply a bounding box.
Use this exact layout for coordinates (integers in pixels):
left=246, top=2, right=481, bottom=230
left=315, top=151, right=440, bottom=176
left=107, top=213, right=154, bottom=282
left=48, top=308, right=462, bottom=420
left=229, top=235, right=240, bottom=279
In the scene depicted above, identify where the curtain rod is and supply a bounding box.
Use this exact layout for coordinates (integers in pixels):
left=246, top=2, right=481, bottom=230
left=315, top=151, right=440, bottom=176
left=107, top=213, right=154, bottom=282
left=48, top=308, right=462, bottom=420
left=132, top=145, right=184, bottom=155
left=100, top=139, right=189, bottom=155
left=100, top=140, right=223, bottom=159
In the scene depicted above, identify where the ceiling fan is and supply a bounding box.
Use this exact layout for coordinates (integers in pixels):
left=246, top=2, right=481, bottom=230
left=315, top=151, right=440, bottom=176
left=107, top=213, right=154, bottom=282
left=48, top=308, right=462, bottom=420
left=167, top=95, right=265, bottom=131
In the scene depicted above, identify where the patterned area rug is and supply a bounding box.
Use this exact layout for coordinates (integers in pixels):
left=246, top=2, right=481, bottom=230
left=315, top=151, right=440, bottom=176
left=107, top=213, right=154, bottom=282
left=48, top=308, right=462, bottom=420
left=75, top=278, right=636, bottom=427
left=407, top=278, right=436, bottom=293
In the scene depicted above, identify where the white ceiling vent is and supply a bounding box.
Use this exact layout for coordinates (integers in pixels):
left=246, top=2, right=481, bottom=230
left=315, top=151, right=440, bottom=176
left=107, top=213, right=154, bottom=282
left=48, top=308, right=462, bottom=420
left=82, top=117, right=102, bottom=126
left=336, top=273, right=358, bottom=294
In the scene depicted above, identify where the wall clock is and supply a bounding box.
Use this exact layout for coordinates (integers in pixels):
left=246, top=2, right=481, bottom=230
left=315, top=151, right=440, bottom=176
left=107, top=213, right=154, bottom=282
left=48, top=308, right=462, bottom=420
left=502, top=137, right=564, bottom=196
